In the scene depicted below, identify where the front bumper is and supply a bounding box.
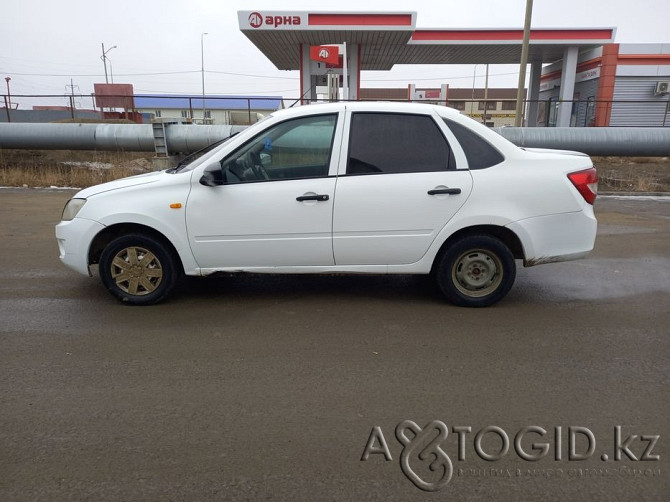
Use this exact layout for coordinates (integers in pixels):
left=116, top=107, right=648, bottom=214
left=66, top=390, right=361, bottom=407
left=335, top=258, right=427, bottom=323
left=55, top=218, right=106, bottom=276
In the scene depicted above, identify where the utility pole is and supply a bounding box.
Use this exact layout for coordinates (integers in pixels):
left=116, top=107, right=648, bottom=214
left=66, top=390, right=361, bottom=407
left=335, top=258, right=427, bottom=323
left=201, top=32, right=208, bottom=123
left=483, top=64, right=489, bottom=125
left=66, top=79, right=80, bottom=119
left=4, top=77, right=12, bottom=122
left=514, top=0, right=533, bottom=127
left=3, top=77, right=11, bottom=122
left=471, top=64, right=480, bottom=117
left=101, top=43, right=108, bottom=84
left=4, top=76, right=11, bottom=108
left=100, top=43, right=117, bottom=85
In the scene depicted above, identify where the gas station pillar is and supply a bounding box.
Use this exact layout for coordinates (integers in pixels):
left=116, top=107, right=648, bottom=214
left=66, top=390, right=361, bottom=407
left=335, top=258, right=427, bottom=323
left=300, top=45, right=316, bottom=104
left=556, top=46, right=579, bottom=127
left=347, top=45, right=360, bottom=101
left=526, top=61, right=542, bottom=127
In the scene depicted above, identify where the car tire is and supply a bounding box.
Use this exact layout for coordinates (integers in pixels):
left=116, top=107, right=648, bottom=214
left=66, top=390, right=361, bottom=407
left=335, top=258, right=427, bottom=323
left=99, top=234, right=178, bottom=305
left=435, top=235, right=516, bottom=307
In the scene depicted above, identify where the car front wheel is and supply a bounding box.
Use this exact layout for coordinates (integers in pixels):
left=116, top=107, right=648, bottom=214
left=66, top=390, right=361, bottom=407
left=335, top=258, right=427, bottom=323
left=435, top=235, right=516, bottom=307
left=99, top=234, right=178, bottom=305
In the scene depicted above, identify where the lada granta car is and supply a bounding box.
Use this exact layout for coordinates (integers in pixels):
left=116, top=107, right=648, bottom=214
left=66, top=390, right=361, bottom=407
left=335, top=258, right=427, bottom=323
left=56, top=102, right=598, bottom=307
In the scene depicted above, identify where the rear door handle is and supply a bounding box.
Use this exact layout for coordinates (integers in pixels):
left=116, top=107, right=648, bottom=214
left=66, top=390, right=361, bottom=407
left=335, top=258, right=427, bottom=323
left=296, top=194, right=329, bottom=202
left=428, top=188, right=461, bottom=195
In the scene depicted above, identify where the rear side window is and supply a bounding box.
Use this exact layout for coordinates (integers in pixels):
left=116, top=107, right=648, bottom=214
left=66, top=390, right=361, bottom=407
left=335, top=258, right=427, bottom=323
left=347, top=113, right=455, bottom=174
left=444, top=119, right=504, bottom=170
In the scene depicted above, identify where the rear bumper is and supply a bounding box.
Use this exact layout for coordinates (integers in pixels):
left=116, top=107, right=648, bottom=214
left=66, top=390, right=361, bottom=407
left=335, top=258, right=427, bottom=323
left=55, top=218, right=105, bottom=276
left=507, top=205, right=597, bottom=267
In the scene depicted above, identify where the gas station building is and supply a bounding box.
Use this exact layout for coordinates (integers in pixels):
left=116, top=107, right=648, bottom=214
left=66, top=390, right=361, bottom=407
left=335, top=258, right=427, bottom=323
left=238, top=11, right=670, bottom=127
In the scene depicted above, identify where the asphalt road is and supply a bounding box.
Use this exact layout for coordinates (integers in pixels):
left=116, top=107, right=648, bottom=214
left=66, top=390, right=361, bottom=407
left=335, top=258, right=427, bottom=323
left=1, top=188, right=668, bottom=501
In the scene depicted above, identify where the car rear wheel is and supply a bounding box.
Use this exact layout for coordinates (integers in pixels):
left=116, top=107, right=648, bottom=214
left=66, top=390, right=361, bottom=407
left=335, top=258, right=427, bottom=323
left=436, top=235, right=516, bottom=307
left=99, top=234, right=177, bottom=305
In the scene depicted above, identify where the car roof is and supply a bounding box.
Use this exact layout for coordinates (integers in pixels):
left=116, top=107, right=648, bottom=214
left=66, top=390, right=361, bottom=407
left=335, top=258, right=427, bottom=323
left=271, top=101, right=462, bottom=119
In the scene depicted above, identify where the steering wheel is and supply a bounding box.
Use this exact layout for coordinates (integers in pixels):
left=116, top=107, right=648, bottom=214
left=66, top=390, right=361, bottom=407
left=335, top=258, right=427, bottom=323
left=249, top=151, right=270, bottom=180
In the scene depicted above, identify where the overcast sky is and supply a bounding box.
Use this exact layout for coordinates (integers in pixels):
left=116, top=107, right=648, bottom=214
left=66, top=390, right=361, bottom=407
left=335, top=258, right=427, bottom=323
left=2, top=0, right=669, bottom=109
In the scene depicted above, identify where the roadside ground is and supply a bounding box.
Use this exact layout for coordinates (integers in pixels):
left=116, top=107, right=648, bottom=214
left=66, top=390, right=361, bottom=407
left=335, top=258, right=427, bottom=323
left=1, top=149, right=669, bottom=192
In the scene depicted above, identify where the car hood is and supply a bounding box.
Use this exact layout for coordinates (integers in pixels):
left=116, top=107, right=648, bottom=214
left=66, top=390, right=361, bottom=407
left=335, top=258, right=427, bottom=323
left=75, top=170, right=164, bottom=198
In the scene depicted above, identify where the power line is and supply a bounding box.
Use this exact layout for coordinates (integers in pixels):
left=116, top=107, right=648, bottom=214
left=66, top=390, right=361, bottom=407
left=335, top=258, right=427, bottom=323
left=364, top=71, right=519, bottom=82
left=133, top=88, right=297, bottom=94
left=206, top=70, right=297, bottom=80
left=7, top=70, right=201, bottom=77
left=4, top=69, right=519, bottom=82
left=5, top=70, right=296, bottom=79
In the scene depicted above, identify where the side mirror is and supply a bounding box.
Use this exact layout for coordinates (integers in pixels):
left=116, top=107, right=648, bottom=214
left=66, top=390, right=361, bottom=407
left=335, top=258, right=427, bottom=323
left=199, top=163, right=224, bottom=186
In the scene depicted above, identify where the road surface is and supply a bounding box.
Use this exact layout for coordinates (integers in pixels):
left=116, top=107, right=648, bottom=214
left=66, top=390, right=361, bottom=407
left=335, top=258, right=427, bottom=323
left=1, top=188, right=668, bottom=500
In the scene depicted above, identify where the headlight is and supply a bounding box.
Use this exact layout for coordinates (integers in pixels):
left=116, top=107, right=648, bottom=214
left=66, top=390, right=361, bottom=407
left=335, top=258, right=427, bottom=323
left=61, top=198, right=87, bottom=221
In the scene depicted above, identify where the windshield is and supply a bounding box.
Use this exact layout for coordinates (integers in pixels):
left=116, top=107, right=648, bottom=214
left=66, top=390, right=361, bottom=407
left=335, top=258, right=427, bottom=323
left=167, top=135, right=236, bottom=174
left=168, top=115, right=273, bottom=173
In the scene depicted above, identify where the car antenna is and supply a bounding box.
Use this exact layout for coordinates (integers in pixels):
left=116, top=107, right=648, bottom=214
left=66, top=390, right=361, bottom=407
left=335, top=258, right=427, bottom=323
left=289, top=87, right=313, bottom=108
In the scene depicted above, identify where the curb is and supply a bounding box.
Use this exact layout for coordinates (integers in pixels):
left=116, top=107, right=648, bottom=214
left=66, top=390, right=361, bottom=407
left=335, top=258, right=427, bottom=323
left=599, top=192, right=670, bottom=197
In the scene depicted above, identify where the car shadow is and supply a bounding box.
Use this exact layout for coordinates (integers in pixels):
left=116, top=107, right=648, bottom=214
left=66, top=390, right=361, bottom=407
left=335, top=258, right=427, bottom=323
left=172, top=273, right=443, bottom=305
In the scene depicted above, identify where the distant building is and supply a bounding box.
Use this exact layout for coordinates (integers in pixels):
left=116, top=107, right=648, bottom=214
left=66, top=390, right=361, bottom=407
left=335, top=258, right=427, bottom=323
left=360, top=86, right=522, bottom=127
left=133, top=95, right=285, bottom=125
left=0, top=106, right=103, bottom=123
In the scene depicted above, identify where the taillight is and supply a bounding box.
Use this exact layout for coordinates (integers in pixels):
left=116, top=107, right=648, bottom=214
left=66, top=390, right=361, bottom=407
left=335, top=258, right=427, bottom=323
left=568, top=168, right=598, bottom=205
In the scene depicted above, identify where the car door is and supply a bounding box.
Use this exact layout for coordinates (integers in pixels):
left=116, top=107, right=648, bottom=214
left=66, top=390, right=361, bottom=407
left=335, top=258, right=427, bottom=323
left=332, top=109, right=473, bottom=266
left=186, top=112, right=342, bottom=270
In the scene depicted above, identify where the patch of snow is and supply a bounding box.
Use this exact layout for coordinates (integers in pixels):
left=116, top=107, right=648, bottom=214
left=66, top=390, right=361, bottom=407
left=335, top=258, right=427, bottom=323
left=60, top=161, right=115, bottom=170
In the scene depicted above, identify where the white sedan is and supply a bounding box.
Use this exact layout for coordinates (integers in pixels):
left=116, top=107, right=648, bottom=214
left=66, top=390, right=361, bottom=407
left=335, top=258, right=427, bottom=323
left=56, top=102, right=597, bottom=307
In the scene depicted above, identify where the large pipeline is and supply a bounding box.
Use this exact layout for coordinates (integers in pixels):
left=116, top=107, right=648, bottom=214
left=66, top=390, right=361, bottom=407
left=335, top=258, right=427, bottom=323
left=0, top=123, right=247, bottom=154
left=0, top=122, right=669, bottom=156
left=494, top=127, right=670, bottom=156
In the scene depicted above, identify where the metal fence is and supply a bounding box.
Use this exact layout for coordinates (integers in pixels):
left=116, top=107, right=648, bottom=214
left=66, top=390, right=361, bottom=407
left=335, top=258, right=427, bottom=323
left=0, top=94, right=281, bottom=126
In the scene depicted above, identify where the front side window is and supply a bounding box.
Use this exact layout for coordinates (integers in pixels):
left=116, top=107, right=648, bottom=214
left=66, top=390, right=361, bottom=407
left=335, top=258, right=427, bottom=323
left=220, top=114, right=337, bottom=184
left=347, top=113, right=455, bottom=174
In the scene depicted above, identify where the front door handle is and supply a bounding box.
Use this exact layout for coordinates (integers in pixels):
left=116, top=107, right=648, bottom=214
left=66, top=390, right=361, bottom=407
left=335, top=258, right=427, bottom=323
left=428, top=188, right=461, bottom=195
left=296, top=194, right=329, bottom=202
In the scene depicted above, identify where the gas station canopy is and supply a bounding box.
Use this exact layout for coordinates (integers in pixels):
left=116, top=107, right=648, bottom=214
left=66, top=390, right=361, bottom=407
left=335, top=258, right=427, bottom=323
left=238, top=11, right=615, bottom=70
left=238, top=10, right=616, bottom=127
